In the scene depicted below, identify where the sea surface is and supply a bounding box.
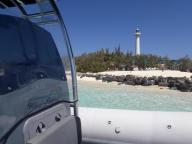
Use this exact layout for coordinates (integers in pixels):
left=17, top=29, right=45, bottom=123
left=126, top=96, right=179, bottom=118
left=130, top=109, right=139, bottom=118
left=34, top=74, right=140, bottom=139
left=78, top=80, right=192, bottom=112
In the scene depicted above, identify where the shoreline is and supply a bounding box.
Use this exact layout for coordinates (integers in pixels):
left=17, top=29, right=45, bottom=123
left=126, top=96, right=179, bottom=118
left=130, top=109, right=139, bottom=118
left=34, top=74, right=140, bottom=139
left=77, top=76, right=168, bottom=91
left=77, top=76, right=192, bottom=95
left=78, top=70, right=192, bottom=78
left=77, top=70, right=192, bottom=93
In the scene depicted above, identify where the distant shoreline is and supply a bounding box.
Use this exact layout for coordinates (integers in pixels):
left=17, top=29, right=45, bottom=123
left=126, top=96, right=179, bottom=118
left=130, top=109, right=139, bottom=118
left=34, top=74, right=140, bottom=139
left=78, top=70, right=192, bottom=78
left=77, top=70, right=192, bottom=93
left=77, top=76, right=189, bottom=94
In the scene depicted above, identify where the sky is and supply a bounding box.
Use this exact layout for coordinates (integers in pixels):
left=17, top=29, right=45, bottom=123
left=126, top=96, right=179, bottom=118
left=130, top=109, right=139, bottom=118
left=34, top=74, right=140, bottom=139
left=59, top=0, right=192, bottom=59
left=0, top=0, right=191, bottom=59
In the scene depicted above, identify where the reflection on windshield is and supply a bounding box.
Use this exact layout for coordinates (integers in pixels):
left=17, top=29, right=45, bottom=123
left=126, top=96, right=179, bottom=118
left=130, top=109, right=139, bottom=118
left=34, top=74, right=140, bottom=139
left=0, top=15, right=69, bottom=138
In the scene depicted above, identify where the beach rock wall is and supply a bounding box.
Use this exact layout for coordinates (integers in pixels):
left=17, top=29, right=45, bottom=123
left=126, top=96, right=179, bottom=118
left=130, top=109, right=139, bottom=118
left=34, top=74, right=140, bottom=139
left=79, top=73, right=192, bottom=92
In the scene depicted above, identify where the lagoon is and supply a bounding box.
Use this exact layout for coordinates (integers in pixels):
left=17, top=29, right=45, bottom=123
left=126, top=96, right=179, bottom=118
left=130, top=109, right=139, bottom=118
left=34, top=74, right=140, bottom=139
left=78, top=79, right=192, bottom=112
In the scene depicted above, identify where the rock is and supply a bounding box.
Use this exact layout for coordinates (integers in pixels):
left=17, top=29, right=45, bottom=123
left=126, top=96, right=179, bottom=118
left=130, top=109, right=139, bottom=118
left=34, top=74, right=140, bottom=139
left=185, top=79, right=192, bottom=84
left=125, top=75, right=135, bottom=81
left=124, top=80, right=135, bottom=86
left=95, top=75, right=102, bottom=80
left=168, top=80, right=176, bottom=88
left=124, top=75, right=136, bottom=85
left=177, top=83, right=190, bottom=92
left=102, top=75, right=116, bottom=82
left=158, top=82, right=169, bottom=87
left=167, top=77, right=177, bottom=88
left=80, top=74, right=86, bottom=78
left=81, top=73, right=192, bottom=92
left=148, top=79, right=155, bottom=85
left=154, top=77, right=159, bottom=85
left=175, top=78, right=192, bottom=92
left=140, top=77, right=154, bottom=86
left=141, top=77, right=150, bottom=86
left=115, top=76, right=126, bottom=82
left=134, top=77, right=142, bottom=85
left=158, top=76, right=167, bottom=82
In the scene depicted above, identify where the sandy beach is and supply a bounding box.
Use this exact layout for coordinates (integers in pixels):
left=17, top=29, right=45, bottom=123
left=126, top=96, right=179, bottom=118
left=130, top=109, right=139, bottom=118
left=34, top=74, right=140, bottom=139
left=98, top=70, right=192, bottom=78
left=77, top=75, right=192, bottom=93
left=77, top=76, right=170, bottom=92
left=77, top=70, right=192, bottom=93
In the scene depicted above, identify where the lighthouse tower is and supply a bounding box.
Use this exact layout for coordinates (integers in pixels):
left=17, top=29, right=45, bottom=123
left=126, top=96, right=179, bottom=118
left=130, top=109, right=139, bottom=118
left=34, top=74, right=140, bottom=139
left=135, top=28, right=141, bottom=56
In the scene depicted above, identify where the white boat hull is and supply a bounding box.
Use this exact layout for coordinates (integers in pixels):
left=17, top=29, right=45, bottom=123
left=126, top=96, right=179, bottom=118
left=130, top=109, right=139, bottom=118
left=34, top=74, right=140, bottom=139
left=79, top=107, right=192, bottom=144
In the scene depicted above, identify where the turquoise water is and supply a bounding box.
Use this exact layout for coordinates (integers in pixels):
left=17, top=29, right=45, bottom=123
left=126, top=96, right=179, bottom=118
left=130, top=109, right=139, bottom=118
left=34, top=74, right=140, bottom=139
left=78, top=80, right=192, bottom=111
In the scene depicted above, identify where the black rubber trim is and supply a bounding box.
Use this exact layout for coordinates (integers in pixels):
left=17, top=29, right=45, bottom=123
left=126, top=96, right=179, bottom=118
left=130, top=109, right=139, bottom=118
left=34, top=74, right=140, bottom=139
left=0, top=0, right=36, bottom=8
left=75, top=116, right=82, bottom=144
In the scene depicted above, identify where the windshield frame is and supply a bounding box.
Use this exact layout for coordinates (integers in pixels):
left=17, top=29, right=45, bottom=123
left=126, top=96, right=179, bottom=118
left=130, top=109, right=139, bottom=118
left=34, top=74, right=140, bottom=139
left=0, top=0, right=79, bottom=141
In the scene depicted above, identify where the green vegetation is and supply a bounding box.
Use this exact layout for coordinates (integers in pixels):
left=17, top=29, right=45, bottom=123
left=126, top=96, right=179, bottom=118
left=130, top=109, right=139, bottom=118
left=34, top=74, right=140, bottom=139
left=75, top=48, right=192, bottom=73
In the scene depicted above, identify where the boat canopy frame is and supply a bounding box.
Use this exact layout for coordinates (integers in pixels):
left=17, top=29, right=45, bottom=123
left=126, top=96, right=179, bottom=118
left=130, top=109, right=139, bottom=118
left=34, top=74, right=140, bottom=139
left=0, top=0, right=78, bottom=116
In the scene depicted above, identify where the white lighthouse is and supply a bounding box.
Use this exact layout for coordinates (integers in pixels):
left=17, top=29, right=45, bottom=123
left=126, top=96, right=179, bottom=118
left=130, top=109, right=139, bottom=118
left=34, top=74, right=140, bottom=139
left=135, top=28, right=141, bottom=56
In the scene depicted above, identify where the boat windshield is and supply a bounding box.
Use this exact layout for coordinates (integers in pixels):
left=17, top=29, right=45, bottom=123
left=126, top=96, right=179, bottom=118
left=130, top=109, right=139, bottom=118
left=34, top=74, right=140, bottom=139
left=0, top=1, right=76, bottom=139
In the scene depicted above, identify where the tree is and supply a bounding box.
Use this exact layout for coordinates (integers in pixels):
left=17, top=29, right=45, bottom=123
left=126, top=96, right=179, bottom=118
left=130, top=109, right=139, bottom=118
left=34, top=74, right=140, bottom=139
left=75, top=48, right=192, bottom=73
left=179, top=56, right=192, bottom=72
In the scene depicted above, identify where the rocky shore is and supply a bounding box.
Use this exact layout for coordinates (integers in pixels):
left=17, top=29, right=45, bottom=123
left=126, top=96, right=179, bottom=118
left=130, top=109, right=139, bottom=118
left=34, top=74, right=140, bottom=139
left=79, top=73, right=192, bottom=92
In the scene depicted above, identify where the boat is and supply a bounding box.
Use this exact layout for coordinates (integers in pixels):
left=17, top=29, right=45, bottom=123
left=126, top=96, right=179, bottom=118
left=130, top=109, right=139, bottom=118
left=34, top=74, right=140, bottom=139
left=0, top=1, right=192, bottom=144
left=0, top=0, right=80, bottom=144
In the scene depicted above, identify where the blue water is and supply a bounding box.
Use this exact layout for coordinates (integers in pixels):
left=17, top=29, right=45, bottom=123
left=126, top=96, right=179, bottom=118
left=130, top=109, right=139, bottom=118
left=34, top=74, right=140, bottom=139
left=78, top=80, right=192, bottom=111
